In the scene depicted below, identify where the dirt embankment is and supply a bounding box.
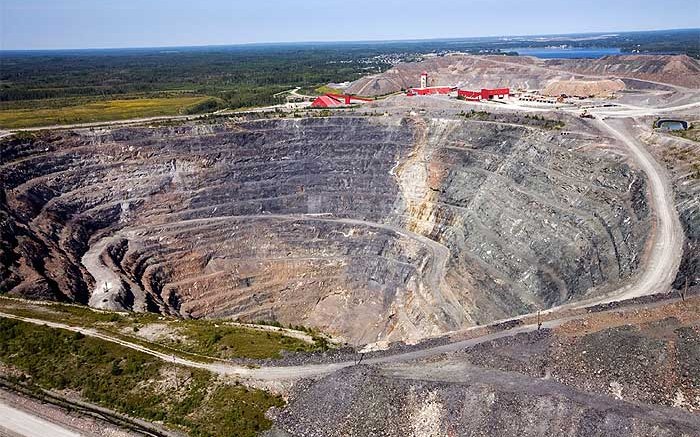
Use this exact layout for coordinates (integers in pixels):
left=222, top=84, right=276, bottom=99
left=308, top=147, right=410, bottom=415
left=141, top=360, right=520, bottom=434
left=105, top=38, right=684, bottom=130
left=546, top=55, right=700, bottom=89
left=542, top=78, right=625, bottom=97
left=346, top=55, right=571, bottom=96
left=270, top=297, right=700, bottom=437
left=345, top=54, right=700, bottom=97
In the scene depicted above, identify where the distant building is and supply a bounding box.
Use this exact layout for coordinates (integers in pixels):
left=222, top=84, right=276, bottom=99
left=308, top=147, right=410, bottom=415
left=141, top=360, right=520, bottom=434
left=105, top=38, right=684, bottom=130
left=311, top=95, right=345, bottom=108
left=409, top=86, right=455, bottom=96
left=458, top=88, right=511, bottom=101
left=458, top=90, right=481, bottom=101
left=480, top=88, right=510, bottom=100
left=311, top=93, right=373, bottom=108
left=406, top=71, right=457, bottom=96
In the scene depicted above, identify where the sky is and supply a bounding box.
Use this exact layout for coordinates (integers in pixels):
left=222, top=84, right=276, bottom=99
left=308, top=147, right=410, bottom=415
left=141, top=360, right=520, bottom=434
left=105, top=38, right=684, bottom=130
left=1, top=0, right=699, bottom=50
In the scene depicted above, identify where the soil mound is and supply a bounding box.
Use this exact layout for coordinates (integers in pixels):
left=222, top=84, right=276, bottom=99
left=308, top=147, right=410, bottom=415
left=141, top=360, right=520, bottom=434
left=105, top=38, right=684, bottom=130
left=542, top=78, right=625, bottom=97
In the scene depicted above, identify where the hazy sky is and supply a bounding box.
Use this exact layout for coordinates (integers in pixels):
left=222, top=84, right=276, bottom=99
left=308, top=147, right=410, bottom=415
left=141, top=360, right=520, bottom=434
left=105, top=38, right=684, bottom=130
left=2, top=0, right=699, bottom=50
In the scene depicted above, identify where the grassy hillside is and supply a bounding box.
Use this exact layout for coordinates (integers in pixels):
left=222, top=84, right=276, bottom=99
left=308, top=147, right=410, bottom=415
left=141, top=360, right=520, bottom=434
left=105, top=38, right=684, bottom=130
left=0, top=298, right=328, bottom=360
left=0, top=96, right=212, bottom=128
left=0, top=317, right=283, bottom=436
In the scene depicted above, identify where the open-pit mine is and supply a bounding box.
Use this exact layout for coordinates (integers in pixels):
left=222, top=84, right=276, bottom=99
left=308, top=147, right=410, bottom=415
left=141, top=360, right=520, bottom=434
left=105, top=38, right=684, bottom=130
left=1, top=51, right=700, bottom=437
left=1, top=114, right=653, bottom=345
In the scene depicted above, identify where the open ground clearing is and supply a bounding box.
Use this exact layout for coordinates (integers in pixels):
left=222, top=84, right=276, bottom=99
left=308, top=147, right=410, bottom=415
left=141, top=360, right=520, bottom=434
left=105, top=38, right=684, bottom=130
left=0, top=97, right=213, bottom=129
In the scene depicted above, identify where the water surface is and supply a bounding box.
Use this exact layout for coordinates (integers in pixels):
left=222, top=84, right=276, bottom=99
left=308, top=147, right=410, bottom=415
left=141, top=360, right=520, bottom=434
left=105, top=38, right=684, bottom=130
left=507, top=47, right=622, bottom=59
left=657, top=121, right=686, bottom=131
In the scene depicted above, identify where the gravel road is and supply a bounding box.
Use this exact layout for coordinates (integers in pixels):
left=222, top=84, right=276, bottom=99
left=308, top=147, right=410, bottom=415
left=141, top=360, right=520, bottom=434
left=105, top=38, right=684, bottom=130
left=594, top=116, right=684, bottom=301
left=0, top=400, right=80, bottom=437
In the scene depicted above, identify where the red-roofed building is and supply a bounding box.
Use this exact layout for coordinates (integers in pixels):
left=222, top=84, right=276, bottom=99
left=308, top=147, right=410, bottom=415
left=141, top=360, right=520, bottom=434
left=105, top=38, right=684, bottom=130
left=458, top=88, right=510, bottom=101
left=481, top=88, right=510, bottom=100
left=457, top=90, right=481, bottom=101
left=325, top=93, right=373, bottom=104
left=408, top=86, right=456, bottom=96
left=311, top=95, right=345, bottom=108
left=311, top=94, right=372, bottom=108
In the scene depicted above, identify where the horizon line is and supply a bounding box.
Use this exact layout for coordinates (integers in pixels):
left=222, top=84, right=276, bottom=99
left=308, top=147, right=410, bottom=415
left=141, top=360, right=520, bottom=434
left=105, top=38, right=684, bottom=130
left=1, top=26, right=697, bottom=53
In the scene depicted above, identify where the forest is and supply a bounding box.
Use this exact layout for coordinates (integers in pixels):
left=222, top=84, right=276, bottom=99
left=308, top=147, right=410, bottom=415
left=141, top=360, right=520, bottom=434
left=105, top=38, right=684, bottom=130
left=0, top=28, right=697, bottom=127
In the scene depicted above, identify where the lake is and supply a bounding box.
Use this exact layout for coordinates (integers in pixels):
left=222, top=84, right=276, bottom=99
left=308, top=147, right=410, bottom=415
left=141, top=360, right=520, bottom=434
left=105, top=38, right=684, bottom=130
left=507, top=47, right=622, bottom=59
left=656, top=120, right=687, bottom=131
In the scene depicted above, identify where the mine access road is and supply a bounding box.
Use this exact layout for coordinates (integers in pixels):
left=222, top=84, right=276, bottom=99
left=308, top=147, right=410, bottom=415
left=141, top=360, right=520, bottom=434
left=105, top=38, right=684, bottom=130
left=0, top=76, right=691, bottom=386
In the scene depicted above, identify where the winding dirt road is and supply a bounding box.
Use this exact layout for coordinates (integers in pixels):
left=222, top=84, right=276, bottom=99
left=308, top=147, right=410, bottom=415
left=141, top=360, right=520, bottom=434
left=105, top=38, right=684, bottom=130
left=1, top=292, right=686, bottom=383
left=593, top=116, right=684, bottom=301
left=0, top=81, right=690, bottom=387
left=0, top=310, right=551, bottom=381
left=0, top=110, right=690, bottom=377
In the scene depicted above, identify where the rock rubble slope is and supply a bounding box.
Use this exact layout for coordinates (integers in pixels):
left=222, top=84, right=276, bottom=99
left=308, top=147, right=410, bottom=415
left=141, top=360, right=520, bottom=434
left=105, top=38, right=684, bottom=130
left=269, top=297, right=700, bottom=436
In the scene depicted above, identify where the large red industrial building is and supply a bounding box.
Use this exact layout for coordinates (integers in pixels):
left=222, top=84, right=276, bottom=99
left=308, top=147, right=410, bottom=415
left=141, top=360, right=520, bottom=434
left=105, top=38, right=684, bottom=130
left=406, top=71, right=456, bottom=96
left=406, top=72, right=507, bottom=100
left=407, top=86, right=456, bottom=96
left=311, top=93, right=373, bottom=108
left=311, top=95, right=345, bottom=108
left=458, top=88, right=511, bottom=101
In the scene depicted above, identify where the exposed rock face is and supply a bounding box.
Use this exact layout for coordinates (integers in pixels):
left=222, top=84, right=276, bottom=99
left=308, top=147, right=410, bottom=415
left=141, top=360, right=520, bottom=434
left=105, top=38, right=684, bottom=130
left=345, top=54, right=700, bottom=97
left=270, top=304, right=700, bottom=436
left=270, top=365, right=700, bottom=437
left=0, top=116, right=650, bottom=343
left=644, top=123, right=700, bottom=291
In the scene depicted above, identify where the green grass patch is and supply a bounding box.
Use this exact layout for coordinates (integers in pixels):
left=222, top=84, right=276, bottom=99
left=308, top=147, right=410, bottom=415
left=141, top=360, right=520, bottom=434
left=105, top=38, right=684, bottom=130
left=314, top=85, right=344, bottom=95
left=0, top=297, right=328, bottom=360
left=0, top=297, right=160, bottom=327
left=671, top=124, right=700, bottom=143
left=523, top=114, right=565, bottom=130
left=458, top=109, right=492, bottom=121
left=183, top=385, right=283, bottom=436
left=0, top=91, right=199, bottom=111
left=183, top=97, right=227, bottom=115
left=0, top=318, right=283, bottom=436
left=165, top=320, right=323, bottom=359
left=0, top=96, right=211, bottom=129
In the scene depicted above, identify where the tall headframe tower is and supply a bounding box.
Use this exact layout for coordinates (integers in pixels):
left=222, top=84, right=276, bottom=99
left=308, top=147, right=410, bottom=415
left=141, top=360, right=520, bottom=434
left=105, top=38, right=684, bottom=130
left=420, top=71, right=428, bottom=89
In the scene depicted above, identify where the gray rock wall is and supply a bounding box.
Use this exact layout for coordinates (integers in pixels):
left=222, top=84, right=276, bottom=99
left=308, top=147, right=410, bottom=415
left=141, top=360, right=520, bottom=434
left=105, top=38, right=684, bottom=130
left=0, top=116, right=650, bottom=343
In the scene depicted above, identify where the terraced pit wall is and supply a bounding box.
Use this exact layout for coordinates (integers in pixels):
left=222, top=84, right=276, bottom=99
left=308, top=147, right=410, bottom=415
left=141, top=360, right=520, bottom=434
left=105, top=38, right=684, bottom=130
left=0, top=116, right=650, bottom=344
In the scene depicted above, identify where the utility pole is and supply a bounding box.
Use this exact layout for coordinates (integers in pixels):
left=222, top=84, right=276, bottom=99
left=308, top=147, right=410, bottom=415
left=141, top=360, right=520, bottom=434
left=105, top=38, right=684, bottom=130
left=537, top=310, right=542, bottom=331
